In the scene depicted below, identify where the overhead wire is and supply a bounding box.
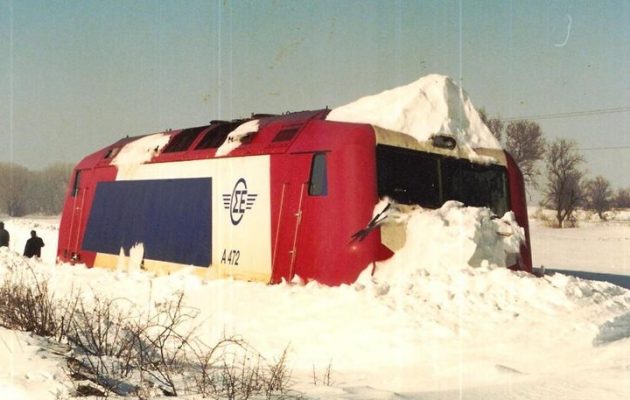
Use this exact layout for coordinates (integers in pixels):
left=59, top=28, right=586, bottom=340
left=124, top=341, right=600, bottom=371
left=579, top=145, right=630, bottom=152
left=496, top=106, right=630, bottom=151
left=503, top=106, right=630, bottom=121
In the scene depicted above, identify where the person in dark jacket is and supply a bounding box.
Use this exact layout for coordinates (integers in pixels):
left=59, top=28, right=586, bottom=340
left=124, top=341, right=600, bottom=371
left=0, top=222, right=9, bottom=248
left=24, top=230, right=45, bottom=258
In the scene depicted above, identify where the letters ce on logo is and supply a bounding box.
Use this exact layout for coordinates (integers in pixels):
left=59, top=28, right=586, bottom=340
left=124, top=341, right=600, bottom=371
left=223, top=178, right=258, bottom=225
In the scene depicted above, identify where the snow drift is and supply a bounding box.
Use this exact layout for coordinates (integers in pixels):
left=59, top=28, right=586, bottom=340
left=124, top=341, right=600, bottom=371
left=327, top=74, right=501, bottom=151
left=2, top=210, right=629, bottom=398
left=364, top=200, right=525, bottom=283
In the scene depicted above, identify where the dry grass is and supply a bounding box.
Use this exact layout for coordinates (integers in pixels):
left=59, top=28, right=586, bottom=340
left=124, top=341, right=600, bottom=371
left=0, top=261, right=304, bottom=399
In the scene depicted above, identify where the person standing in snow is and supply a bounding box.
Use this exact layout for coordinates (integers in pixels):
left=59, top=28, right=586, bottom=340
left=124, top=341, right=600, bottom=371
left=0, top=222, right=9, bottom=248
left=23, top=230, right=45, bottom=258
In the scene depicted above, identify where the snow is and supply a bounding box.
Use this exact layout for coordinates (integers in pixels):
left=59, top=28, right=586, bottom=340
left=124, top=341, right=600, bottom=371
left=530, top=208, right=630, bottom=275
left=111, top=133, right=170, bottom=167
left=0, top=327, right=67, bottom=399
left=1, top=209, right=630, bottom=399
left=111, top=133, right=171, bottom=179
left=109, top=119, right=260, bottom=164
left=326, top=74, right=501, bottom=151
left=366, top=200, right=525, bottom=278
left=215, top=119, right=260, bottom=156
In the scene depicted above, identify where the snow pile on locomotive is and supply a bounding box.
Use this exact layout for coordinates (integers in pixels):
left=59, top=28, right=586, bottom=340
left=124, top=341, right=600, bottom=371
left=327, top=74, right=500, bottom=152
left=358, top=200, right=525, bottom=286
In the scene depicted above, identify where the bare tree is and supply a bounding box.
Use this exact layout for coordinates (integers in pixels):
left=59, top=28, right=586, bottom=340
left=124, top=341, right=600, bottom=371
left=505, top=120, right=546, bottom=188
left=614, top=188, right=630, bottom=209
left=30, top=163, right=74, bottom=214
left=0, top=162, right=73, bottom=216
left=543, top=139, right=585, bottom=228
left=0, top=163, right=34, bottom=217
left=478, top=111, right=546, bottom=190
left=478, top=108, right=504, bottom=142
left=584, top=176, right=613, bottom=220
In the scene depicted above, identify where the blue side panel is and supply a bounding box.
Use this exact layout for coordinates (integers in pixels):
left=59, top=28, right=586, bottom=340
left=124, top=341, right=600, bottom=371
left=83, top=178, right=212, bottom=266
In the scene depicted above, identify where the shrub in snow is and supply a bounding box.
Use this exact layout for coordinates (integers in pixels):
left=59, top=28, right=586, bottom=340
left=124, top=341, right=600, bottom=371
left=0, top=260, right=301, bottom=398
left=0, top=260, right=75, bottom=338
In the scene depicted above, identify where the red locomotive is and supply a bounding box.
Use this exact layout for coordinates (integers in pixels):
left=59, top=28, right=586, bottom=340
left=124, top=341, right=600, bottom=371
left=57, top=108, right=532, bottom=285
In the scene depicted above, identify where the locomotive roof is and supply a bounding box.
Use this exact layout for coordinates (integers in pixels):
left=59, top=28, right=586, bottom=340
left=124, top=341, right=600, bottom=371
left=76, top=74, right=507, bottom=170
left=73, top=109, right=330, bottom=169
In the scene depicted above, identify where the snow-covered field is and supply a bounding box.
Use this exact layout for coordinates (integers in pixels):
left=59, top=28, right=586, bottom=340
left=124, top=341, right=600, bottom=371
left=1, top=207, right=629, bottom=400
left=531, top=208, right=630, bottom=277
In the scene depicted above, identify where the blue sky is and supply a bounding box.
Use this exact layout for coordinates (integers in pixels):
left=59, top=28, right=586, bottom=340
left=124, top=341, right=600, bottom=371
left=1, top=0, right=629, bottom=189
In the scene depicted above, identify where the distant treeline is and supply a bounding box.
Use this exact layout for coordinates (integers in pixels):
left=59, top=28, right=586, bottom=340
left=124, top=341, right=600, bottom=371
left=480, top=109, right=630, bottom=226
left=0, top=162, right=74, bottom=216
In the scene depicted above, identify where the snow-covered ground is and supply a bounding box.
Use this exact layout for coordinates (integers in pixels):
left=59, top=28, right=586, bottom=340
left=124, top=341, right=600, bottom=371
left=531, top=208, right=630, bottom=276
left=1, top=207, right=629, bottom=399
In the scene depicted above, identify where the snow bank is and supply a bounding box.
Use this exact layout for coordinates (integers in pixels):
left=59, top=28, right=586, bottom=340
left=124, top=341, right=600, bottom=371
left=1, top=210, right=630, bottom=398
left=530, top=211, right=630, bottom=275
left=326, top=74, right=501, bottom=151
left=365, top=201, right=524, bottom=284
left=0, top=328, right=67, bottom=399
left=594, top=311, right=630, bottom=345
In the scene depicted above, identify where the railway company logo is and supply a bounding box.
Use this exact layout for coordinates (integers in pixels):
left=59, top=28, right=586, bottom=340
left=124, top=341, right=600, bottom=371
left=223, top=178, right=258, bottom=225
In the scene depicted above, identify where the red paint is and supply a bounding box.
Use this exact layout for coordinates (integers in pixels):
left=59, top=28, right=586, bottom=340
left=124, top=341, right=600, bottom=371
left=505, top=152, right=533, bottom=273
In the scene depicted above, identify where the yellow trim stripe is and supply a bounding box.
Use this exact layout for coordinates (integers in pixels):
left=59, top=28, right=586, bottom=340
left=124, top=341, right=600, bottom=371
left=93, top=252, right=271, bottom=283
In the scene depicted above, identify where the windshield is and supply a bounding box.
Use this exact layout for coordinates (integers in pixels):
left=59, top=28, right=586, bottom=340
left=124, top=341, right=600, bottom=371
left=376, top=145, right=509, bottom=216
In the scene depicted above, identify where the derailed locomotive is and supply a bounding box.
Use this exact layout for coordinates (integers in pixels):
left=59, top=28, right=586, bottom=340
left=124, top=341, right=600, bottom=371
left=57, top=109, right=532, bottom=285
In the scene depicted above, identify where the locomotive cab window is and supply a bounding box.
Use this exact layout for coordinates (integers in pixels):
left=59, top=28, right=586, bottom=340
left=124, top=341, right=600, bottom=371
left=376, top=145, right=509, bottom=216
left=377, top=145, right=441, bottom=208
left=309, top=153, right=328, bottom=196
left=441, top=157, right=509, bottom=216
